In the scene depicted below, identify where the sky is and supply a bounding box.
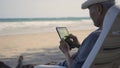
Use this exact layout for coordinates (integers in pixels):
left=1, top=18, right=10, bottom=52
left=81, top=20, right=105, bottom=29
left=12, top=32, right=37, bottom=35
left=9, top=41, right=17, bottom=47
left=0, top=0, right=119, bottom=18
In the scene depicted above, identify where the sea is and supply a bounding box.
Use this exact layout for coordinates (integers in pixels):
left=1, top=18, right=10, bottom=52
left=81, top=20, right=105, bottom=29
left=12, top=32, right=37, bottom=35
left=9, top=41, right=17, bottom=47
left=0, top=17, right=96, bottom=35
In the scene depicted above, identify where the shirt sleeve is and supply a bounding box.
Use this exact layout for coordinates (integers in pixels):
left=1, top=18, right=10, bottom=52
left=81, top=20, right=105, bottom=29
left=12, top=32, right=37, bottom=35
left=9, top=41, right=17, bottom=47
left=71, top=31, right=100, bottom=68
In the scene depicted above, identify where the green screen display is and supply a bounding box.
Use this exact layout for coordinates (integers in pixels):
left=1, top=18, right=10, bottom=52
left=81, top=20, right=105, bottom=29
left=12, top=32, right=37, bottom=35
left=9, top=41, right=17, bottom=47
left=56, top=27, right=69, bottom=40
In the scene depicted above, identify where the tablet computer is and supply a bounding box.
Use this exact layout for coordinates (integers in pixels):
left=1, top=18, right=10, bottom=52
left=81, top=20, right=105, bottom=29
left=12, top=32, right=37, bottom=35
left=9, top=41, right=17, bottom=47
left=56, top=27, right=69, bottom=40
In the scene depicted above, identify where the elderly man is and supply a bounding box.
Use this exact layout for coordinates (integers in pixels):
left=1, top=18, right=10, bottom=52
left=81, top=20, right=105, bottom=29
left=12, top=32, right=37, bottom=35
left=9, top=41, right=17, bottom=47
left=59, top=0, right=115, bottom=68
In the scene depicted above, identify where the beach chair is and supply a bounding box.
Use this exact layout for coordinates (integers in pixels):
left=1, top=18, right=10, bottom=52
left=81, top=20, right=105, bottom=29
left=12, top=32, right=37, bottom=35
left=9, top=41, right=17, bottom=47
left=82, top=5, right=120, bottom=68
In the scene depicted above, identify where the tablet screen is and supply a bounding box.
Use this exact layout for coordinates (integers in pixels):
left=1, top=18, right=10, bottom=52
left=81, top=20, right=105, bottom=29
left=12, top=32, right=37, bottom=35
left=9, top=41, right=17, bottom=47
left=56, top=27, right=69, bottom=40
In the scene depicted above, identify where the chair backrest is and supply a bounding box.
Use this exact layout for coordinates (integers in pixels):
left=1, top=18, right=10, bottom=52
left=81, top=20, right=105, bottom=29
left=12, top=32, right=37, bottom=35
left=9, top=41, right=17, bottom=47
left=82, top=5, right=120, bottom=68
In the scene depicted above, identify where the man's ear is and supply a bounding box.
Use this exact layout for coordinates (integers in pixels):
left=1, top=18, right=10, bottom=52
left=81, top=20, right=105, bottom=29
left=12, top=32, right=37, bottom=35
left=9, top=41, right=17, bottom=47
left=96, top=4, right=103, bottom=15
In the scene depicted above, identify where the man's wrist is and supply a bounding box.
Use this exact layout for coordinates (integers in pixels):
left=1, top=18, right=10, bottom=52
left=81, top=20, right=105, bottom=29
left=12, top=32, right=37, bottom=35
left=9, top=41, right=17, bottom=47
left=64, top=51, right=71, bottom=57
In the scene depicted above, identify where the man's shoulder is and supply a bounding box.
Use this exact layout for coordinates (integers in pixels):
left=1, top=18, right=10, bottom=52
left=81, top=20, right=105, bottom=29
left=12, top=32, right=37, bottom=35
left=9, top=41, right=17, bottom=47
left=81, top=29, right=101, bottom=45
left=89, top=29, right=101, bottom=36
left=82, top=29, right=101, bottom=43
left=93, top=29, right=102, bottom=33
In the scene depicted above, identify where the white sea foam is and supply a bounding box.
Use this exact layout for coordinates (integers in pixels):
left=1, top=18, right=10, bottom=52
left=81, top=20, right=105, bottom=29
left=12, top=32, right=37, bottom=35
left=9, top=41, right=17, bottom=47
left=0, top=20, right=97, bottom=35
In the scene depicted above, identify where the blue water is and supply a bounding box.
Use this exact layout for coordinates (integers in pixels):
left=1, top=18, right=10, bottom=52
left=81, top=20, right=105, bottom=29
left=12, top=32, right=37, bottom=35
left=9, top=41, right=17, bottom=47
left=0, top=17, right=90, bottom=22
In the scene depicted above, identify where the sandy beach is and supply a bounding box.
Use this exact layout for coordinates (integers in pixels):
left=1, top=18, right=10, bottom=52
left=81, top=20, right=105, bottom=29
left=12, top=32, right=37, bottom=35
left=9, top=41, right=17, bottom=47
left=0, top=29, right=94, bottom=67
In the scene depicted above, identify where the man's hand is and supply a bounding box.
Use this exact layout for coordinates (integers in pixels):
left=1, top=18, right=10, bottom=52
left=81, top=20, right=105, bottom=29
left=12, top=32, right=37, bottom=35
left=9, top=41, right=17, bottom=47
left=65, top=34, right=80, bottom=48
left=59, top=40, right=70, bottom=55
left=59, top=40, right=72, bottom=68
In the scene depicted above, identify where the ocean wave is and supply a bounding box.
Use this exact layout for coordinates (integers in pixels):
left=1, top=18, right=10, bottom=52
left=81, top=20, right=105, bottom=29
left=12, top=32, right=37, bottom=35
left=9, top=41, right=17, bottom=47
left=0, top=20, right=96, bottom=35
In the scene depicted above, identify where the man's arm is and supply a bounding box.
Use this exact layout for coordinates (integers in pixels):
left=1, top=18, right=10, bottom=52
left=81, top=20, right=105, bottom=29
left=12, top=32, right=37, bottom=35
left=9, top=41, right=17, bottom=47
left=59, top=34, right=80, bottom=68
left=64, top=51, right=72, bottom=68
left=59, top=40, right=73, bottom=68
